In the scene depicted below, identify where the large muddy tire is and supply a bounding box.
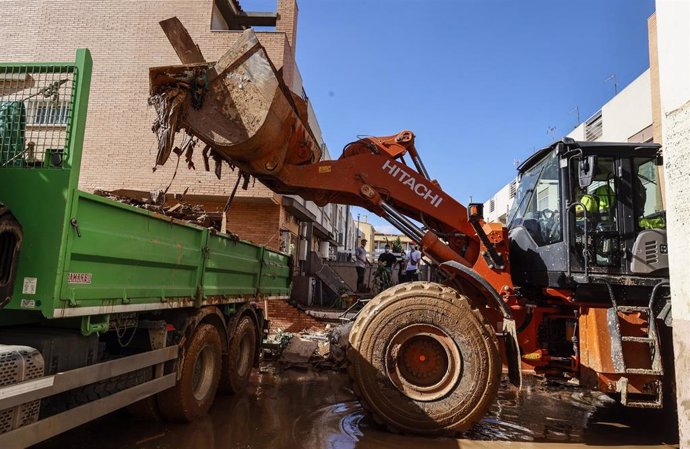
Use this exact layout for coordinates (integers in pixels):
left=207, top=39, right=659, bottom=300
left=157, top=324, right=222, bottom=422
left=348, top=281, right=500, bottom=436
left=218, top=315, right=257, bottom=394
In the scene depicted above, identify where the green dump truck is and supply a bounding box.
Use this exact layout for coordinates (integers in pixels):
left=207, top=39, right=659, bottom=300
left=0, top=50, right=291, bottom=448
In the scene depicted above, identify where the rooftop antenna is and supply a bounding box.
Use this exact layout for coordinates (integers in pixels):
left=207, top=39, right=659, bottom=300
left=605, top=74, right=618, bottom=95
left=571, top=105, right=580, bottom=127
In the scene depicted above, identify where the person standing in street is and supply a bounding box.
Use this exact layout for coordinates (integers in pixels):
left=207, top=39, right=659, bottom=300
left=404, top=245, right=422, bottom=282
left=398, top=250, right=408, bottom=283
left=378, top=244, right=397, bottom=271
left=355, top=239, right=370, bottom=292
left=377, top=244, right=397, bottom=287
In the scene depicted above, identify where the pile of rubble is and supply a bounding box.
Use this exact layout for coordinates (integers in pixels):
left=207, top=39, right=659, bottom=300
left=264, top=322, right=352, bottom=371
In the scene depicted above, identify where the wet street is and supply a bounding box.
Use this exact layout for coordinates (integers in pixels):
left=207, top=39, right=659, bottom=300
left=36, top=364, right=678, bottom=449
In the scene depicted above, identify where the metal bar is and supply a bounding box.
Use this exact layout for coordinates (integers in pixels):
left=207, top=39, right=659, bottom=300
left=159, top=17, right=206, bottom=64
left=235, top=12, right=278, bottom=27
left=467, top=216, right=504, bottom=270
left=0, top=346, right=177, bottom=410
left=0, top=62, right=76, bottom=70
left=566, top=201, right=589, bottom=282
left=379, top=202, right=424, bottom=241
left=607, top=306, right=627, bottom=373
left=407, top=144, right=431, bottom=180
left=410, top=154, right=430, bottom=181
left=381, top=212, right=420, bottom=242
left=0, top=373, right=176, bottom=449
left=647, top=280, right=669, bottom=372
left=55, top=49, right=93, bottom=311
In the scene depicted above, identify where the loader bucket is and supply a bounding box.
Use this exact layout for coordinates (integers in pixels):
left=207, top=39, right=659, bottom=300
left=149, top=28, right=321, bottom=176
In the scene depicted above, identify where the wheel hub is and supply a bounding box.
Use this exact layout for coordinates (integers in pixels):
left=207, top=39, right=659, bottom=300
left=236, top=332, right=252, bottom=377
left=385, top=324, right=462, bottom=402
left=192, top=344, right=217, bottom=401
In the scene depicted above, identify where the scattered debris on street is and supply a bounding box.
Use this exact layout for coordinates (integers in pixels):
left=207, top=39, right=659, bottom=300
left=264, top=322, right=353, bottom=371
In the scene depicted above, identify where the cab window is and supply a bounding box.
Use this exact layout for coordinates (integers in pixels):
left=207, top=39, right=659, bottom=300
left=509, top=151, right=561, bottom=245
left=634, top=157, right=665, bottom=230
left=572, top=157, right=617, bottom=230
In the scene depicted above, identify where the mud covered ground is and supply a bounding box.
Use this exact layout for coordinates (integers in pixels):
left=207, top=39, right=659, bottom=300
left=36, top=364, right=678, bottom=449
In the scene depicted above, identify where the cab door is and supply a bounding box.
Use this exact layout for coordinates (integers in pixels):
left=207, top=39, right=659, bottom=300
left=508, top=150, right=567, bottom=287
left=567, top=156, right=622, bottom=274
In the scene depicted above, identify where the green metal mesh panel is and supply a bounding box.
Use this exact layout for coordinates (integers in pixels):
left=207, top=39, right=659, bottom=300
left=0, top=64, right=76, bottom=169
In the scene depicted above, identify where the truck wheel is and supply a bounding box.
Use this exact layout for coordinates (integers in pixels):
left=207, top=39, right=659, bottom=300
left=157, top=323, right=222, bottom=422
left=219, top=315, right=257, bottom=394
left=348, top=281, right=500, bottom=435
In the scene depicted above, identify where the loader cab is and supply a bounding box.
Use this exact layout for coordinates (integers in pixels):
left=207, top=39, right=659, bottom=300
left=507, top=139, right=667, bottom=289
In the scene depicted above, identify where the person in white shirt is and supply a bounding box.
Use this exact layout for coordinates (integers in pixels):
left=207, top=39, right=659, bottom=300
left=355, top=239, right=370, bottom=291
left=404, top=246, right=422, bottom=282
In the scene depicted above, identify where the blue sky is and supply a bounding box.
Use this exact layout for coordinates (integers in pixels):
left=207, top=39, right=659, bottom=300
left=245, top=0, right=656, bottom=232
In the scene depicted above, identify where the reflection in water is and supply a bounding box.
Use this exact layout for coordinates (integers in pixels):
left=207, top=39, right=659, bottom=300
left=35, top=364, right=677, bottom=449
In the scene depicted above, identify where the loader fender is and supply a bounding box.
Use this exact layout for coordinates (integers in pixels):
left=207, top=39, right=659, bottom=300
left=440, top=260, right=522, bottom=388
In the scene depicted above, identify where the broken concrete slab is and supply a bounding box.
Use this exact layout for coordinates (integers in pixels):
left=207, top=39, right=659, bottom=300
left=279, top=337, right=319, bottom=367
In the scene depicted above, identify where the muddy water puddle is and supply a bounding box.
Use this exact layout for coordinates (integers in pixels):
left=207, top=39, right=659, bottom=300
left=36, top=364, right=678, bottom=449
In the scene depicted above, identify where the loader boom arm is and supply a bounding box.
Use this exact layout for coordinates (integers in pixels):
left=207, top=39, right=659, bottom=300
left=253, top=132, right=480, bottom=267
left=148, top=26, right=515, bottom=310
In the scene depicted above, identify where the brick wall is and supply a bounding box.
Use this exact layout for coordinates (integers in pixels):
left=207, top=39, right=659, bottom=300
left=226, top=199, right=283, bottom=250
left=264, top=298, right=325, bottom=333
left=277, top=0, right=298, bottom=56
left=0, top=0, right=299, bottom=198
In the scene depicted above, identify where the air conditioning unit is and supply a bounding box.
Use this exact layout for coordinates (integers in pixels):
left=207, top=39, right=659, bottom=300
left=298, top=239, right=308, bottom=261
left=318, top=241, right=330, bottom=259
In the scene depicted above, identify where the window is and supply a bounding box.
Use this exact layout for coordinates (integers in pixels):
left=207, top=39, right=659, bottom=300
left=634, top=157, right=664, bottom=223
left=537, top=186, right=552, bottom=211
left=572, top=157, right=617, bottom=224
left=508, top=150, right=562, bottom=245
left=27, top=99, right=69, bottom=126
left=585, top=112, right=603, bottom=141
left=489, top=199, right=495, bottom=213
left=509, top=180, right=517, bottom=199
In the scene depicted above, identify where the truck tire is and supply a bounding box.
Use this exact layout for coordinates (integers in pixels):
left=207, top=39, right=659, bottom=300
left=219, top=315, right=257, bottom=394
left=348, top=281, right=500, bottom=435
left=157, top=324, right=222, bottom=422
